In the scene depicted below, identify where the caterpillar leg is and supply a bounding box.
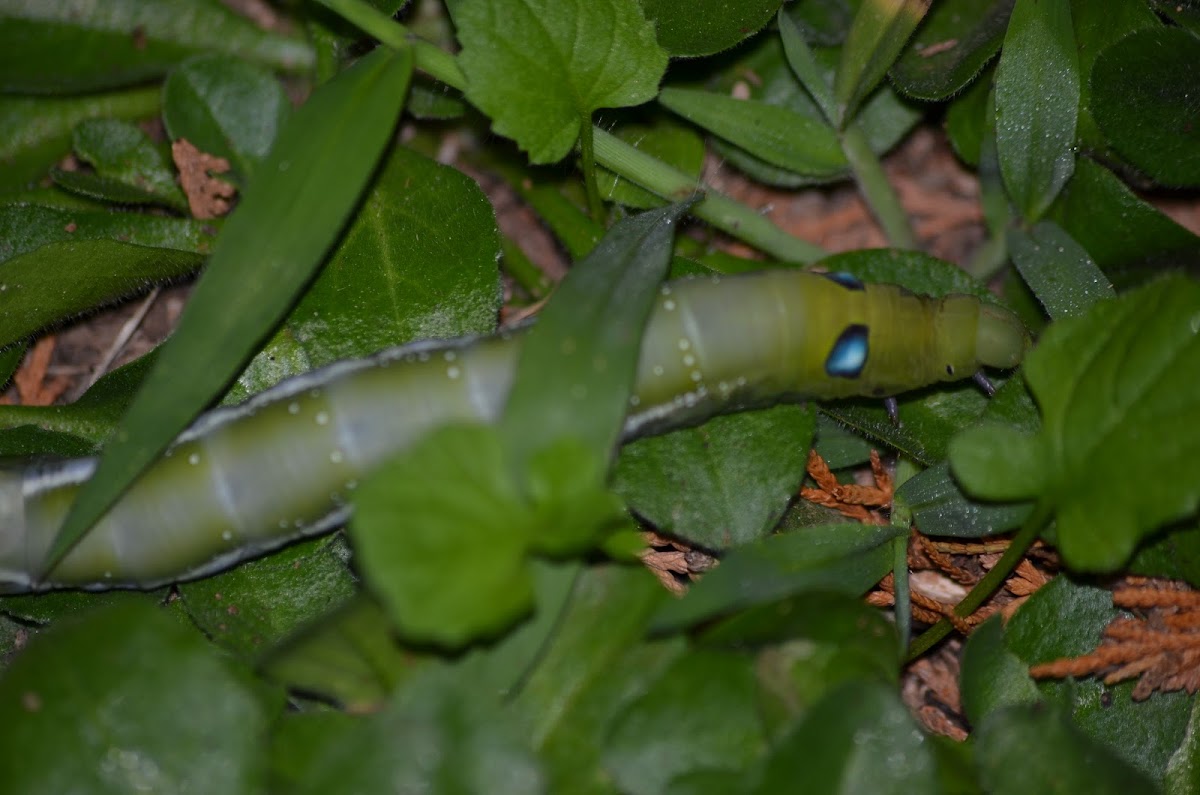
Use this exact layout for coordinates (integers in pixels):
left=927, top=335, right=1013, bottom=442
left=972, top=371, right=997, bottom=397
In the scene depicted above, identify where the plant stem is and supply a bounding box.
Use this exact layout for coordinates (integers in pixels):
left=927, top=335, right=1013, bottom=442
left=904, top=501, right=1051, bottom=662
left=577, top=119, right=606, bottom=224
left=891, top=533, right=912, bottom=654
left=840, top=124, right=916, bottom=249
left=593, top=129, right=826, bottom=262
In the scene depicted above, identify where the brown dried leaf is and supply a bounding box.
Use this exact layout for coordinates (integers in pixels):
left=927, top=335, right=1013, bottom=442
left=172, top=138, right=236, bottom=219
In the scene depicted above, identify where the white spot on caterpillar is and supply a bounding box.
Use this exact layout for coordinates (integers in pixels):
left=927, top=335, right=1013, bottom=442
left=660, top=285, right=672, bottom=295
left=279, top=519, right=289, bottom=529
left=418, top=352, right=430, bottom=362
left=346, top=479, right=358, bottom=490
left=104, top=571, right=112, bottom=579
left=629, top=395, right=641, bottom=407
left=222, top=530, right=232, bottom=541
left=593, top=355, right=607, bottom=372
left=678, top=338, right=690, bottom=351
left=735, top=376, right=748, bottom=387
left=315, top=411, right=329, bottom=425
left=652, top=365, right=665, bottom=376
left=560, top=337, right=577, bottom=355
left=570, top=384, right=587, bottom=400
left=309, top=389, right=321, bottom=399
left=287, top=402, right=300, bottom=415
left=663, top=299, right=676, bottom=311
left=330, top=450, right=344, bottom=464
left=188, top=453, right=200, bottom=465
left=691, top=371, right=703, bottom=382
left=447, top=366, right=461, bottom=379
left=683, top=354, right=696, bottom=367
left=444, top=350, right=457, bottom=362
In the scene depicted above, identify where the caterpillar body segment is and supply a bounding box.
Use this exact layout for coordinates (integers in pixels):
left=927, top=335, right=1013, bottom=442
left=0, top=270, right=1029, bottom=592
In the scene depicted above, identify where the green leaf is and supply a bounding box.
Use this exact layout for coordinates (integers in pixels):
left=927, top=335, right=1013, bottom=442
left=0, top=241, right=205, bottom=348
left=0, top=0, right=313, bottom=94
left=754, top=679, right=938, bottom=794
left=897, top=461, right=1032, bottom=538
left=0, top=87, right=162, bottom=192
left=1007, top=221, right=1115, bottom=320
left=1091, top=27, right=1200, bottom=188
left=638, top=0, right=782, bottom=57
left=613, top=404, right=815, bottom=550
left=778, top=8, right=838, bottom=123
left=952, top=276, right=1200, bottom=571
left=501, top=202, right=689, bottom=476
left=959, top=616, right=1042, bottom=726
left=457, top=0, right=668, bottom=163
left=512, top=565, right=679, bottom=790
left=890, top=0, right=1014, bottom=101
left=1130, top=522, right=1200, bottom=589
left=260, top=596, right=428, bottom=711
left=0, top=203, right=214, bottom=265
left=163, top=53, right=291, bottom=183
left=658, top=87, right=848, bottom=178
left=1166, top=698, right=1200, bottom=795
left=1002, top=576, right=1197, bottom=785
left=834, top=0, right=931, bottom=125
left=1149, top=0, right=1200, bottom=35
left=652, top=523, right=906, bottom=631
left=975, top=703, right=1158, bottom=795
left=944, top=65, right=994, bottom=166
left=280, top=144, right=501, bottom=367
left=51, top=119, right=187, bottom=210
left=995, top=0, right=1079, bottom=221
left=50, top=45, right=414, bottom=573
left=0, top=600, right=277, bottom=795
left=288, top=664, right=546, bottom=794
left=1048, top=158, right=1200, bottom=278
left=601, top=649, right=765, bottom=795
left=178, top=535, right=357, bottom=660
left=350, top=424, right=535, bottom=648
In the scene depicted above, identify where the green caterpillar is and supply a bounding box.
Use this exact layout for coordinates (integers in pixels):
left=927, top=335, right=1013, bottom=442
left=0, top=270, right=1029, bottom=592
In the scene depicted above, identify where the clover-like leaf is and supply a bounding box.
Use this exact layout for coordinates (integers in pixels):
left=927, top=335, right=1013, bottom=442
left=951, top=276, right=1200, bottom=571
left=457, top=0, right=668, bottom=163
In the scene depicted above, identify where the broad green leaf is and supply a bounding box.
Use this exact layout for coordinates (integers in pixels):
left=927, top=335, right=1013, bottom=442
left=613, top=404, right=815, bottom=550
left=638, top=0, right=782, bottom=56
left=0, top=87, right=161, bottom=192
left=0, top=203, right=214, bottom=264
left=0, top=0, right=313, bottom=93
left=995, top=0, right=1079, bottom=221
left=51, top=119, right=187, bottom=210
left=289, top=665, right=546, bottom=794
left=602, top=649, right=765, bottom=795
left=897, top=461, right=1032, bottom=538
left=890, top=0, right=1013, bottom=100
left=753, top=679, right=938, bottom=794
left=951, top=276, right=1200, bottom=570
left=350, top=423, right=535, bottom=648
left=163, top=53, right=291, bottom=183
left=944, top=65, right=993, bottom=166
left=1166, top=698, right=1200, bottom=795
left=501, top=203, right=690, bottom=476
left=513, top=565, right=679, bottom=791
left=959, top=616, right=1042, bottom=726
left=260, top=596, right=428, bottom=711
left=812, top=412, right=874, bottom=468
left=785, top=0, right=854, bottom=46
left=1069, top=0, right=1161, bottom=159
left=1091, top=28, right=1200, bottom=187
left=178, top=535, right=357, bottom=660
left=975, top=704, right=1158, bottom=795
left=0, top=352, right=154, bottom=446
left=0, top=600, right=278, bottom=795
left=834, top=0, right=931, bottom=125
left=457, top=0, right=668, bottom=163
left=1004, top=576, right=1196, bottom=785
left=286, top=144, right=500, bottom=366
left=1007, top=221, right=1114, bottom=320
left=0, top=241, right=205, bottom=348
left=597, top=120, right=706, bottom=209
left=1049, top=158, right=1200, bottom=279
left=652, top=523, right=906, bottom=631
left=270, top=712, right=364, bottom=793
left=658, top=87, right=847, bottom=178
left=51, top=45, right=414, bottom=572
left=1130, top=523, right=1200, bottom=589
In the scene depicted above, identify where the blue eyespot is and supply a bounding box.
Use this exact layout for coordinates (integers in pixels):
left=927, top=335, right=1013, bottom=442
left=825, top=324, right=870, bottom=378
left=821, top=272, right=865, bottom=291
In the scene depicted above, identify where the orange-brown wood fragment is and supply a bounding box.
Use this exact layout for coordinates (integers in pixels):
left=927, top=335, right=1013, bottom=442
left=173, top=138, right=236, bottom=219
